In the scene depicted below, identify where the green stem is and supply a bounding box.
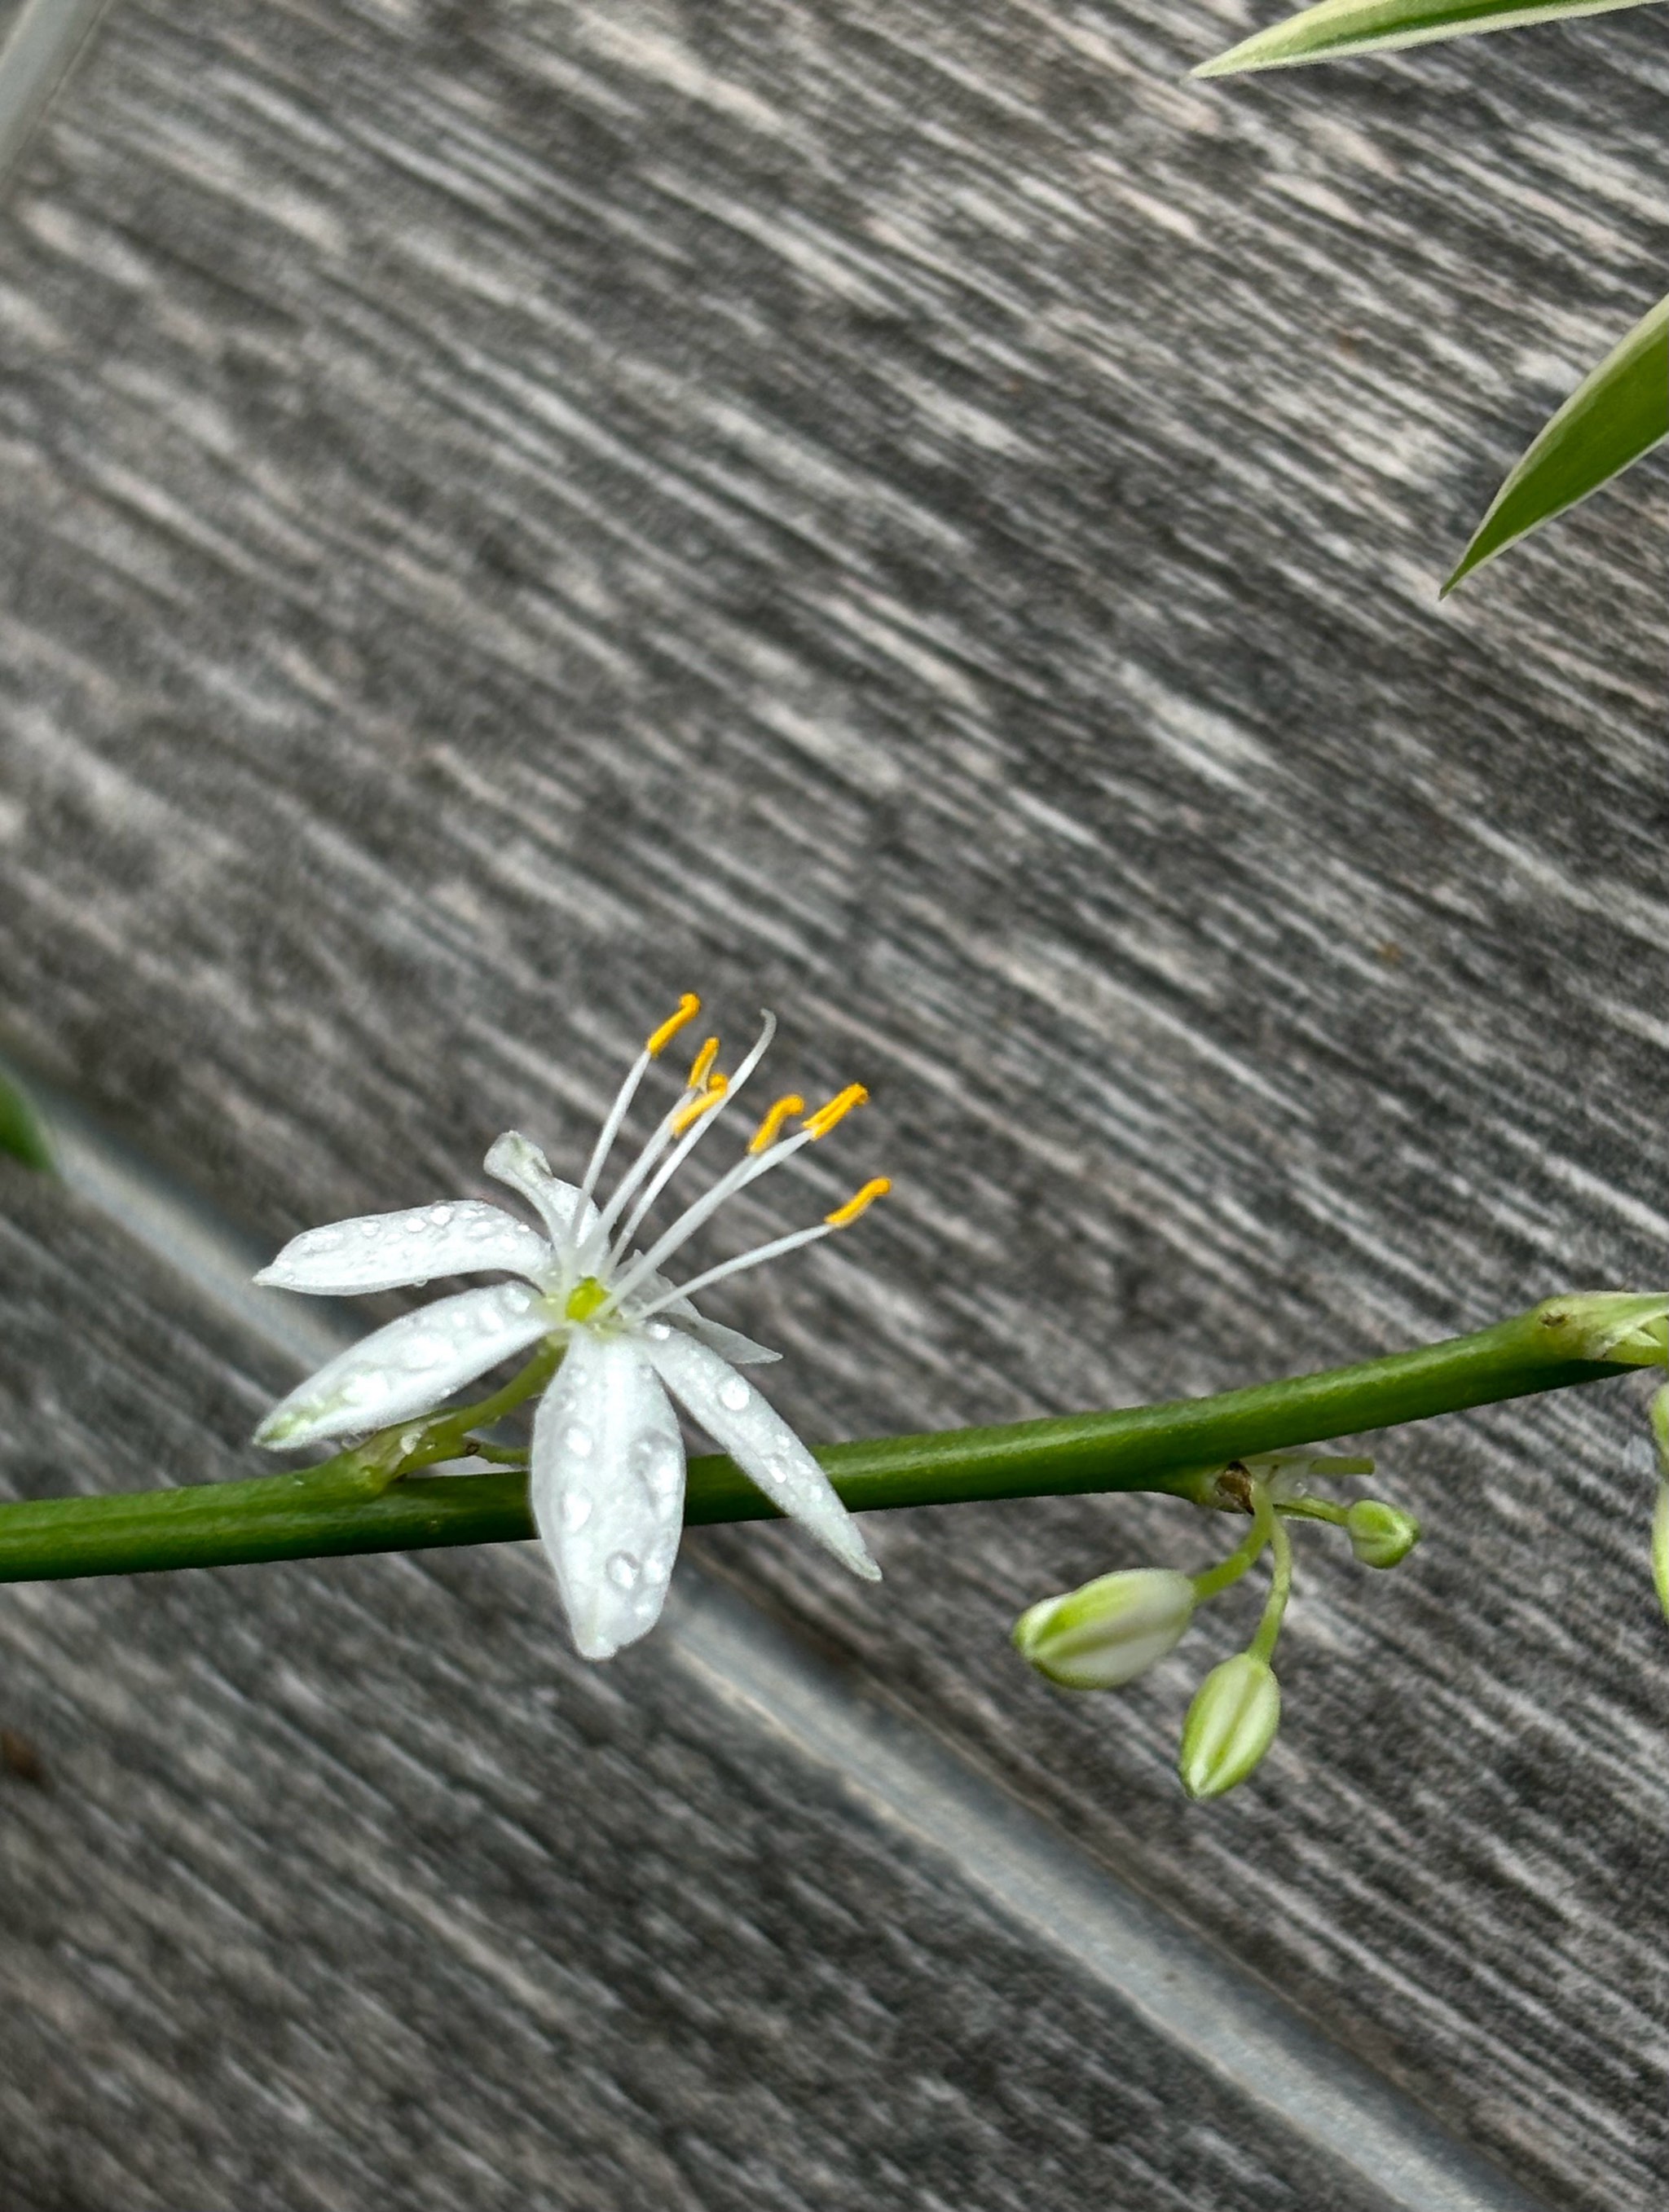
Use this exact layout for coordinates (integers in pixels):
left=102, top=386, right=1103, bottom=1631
left=0, top=1296, right=1656, bottom=1585
left=1190, top=1486, right=1274, bottom=1602
left=1248, top=1515, right=1294, bottom=1666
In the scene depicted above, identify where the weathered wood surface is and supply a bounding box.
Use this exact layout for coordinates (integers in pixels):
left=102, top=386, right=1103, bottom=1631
left=0, top=0, right=1666, bottom=2203
left=4, top=1164, right=1412, bottom=2212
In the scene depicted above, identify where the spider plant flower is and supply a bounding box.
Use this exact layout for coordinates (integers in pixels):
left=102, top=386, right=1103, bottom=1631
left=254, top=996, right=889, bottom=1659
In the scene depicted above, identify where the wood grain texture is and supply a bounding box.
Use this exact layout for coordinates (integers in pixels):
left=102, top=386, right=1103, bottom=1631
left=0, top=1165, right=1393, bottom=2212
left=0, top=0, right=1666, bottom=2201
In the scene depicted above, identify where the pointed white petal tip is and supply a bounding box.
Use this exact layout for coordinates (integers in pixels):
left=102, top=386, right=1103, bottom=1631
left=643, top=1328, right=878, bottom=1585
left=485, top=1131, right=601, bottom=1248
left=485, top=1128, right=553, bottom=1181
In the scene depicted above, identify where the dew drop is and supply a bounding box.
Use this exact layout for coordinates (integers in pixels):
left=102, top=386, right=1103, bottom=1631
left=429, top=1204, right=453, bottom=1226
left=718, top=1375, right=751, bottom=1413
left=563, top=1423, right=594, bottom=1459
left=643, top=1321, right=672, bottom=1342
left=403, top=1216, right=427, bottom=1235
left=561, top=1493, right=592, bottom=1533
left=606, top=1551, right=640, bottom=1590
left=629, top=1435, right=680, bottom=1493
left=308, top=1228, right=344, bottom=1253
left=358, top=1220, right=381, bottom=1240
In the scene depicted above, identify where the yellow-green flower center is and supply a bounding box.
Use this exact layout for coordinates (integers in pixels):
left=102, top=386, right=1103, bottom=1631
left=565, top=1276, right=610, bottom=1323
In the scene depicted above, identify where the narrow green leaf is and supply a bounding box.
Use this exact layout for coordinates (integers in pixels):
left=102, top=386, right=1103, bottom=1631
left=0, top=1062, right=54, bottom=1174
left=1195, top=0, right=1664, bottom=74
left=1445, top=293, right=1668, bottom=593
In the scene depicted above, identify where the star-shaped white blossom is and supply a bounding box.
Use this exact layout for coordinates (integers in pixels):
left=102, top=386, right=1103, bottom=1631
left=253, top=998, right=888, bottom=1659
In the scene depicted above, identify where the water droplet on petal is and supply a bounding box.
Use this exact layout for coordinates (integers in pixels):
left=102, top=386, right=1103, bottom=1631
left=718, top=1375, right=751, bottom=1413
left=606, top=1551, right=640, bottom=1590
left=564, top=1423, right=593, bottom=1458
left=561, top=1492, right=592, bottom=1533
left=629, top=1434, right=680, bottom=1495
left=358, top=1220, right=381, bottom=1240
left=308, top=1228, right=344, bottom=1253
left=429, top=1204, right=453, bottom=1225
left=403, top=1216, right=426, bottom=1235
left=643, top=1321, right=672, bottom=1342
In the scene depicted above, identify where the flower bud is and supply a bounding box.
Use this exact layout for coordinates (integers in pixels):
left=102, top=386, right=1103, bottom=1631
left=1178, top=1652, right=1280, bottom=1801
left=1345, top=1498, right=1420, bottom=1569
left=1012, top=1568, right=1196, bottom=1691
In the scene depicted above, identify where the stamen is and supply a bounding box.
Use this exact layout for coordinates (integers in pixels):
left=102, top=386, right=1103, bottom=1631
left=671, top=1075, right=728, bottom=1137
left=579, top=1048, right=651, bottom=1203
left=749, top=1094, right=804, bottom=1154
left=646, top=995, right=701, bottom=1057
left=594, top=1014, right=779, bottom=1273
left=626, top=1225, right=833, bottom=1325
left=687, top=1034, right=720, bottom=1090
left=804, top=1084, right=867, bottom=1139
left=825, top=1176, right=890, bottom=1228
left=580, top=995, right=702, bottom=1202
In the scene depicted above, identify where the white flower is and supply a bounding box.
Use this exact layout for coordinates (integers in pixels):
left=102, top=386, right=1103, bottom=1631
left=254, top=996, right=889, bottom=1659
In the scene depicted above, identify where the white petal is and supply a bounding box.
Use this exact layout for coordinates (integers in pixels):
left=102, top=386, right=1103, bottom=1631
left=627, top=1267, right=780, bottom=1365
left=530, top=1330, right=686, bottom=1661
left=643, top=1328, right=879, bottom=1583
left=485, top=1131, right=601, bottom=1251
left=256, top=1283, right=553, bottom=1449
left=670, top=1311, right=782, bottom=1367
left=255, top=1200, right=553, bottom=1296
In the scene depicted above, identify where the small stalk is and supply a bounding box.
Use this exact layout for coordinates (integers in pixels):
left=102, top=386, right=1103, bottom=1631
left=1190, top=1486, right=1275, bottom=1602
left=0, top=1295, right=1654, bottom=1586
left=1248, top=1518, right=1294, bottom=1666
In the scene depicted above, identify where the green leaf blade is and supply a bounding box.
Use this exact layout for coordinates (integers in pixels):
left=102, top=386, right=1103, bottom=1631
left=1445, top=292, right=1668, bottom=593
left=1195, top=0, right=1665, bottom=74
left=0, top=1062, right=54, bottom=1174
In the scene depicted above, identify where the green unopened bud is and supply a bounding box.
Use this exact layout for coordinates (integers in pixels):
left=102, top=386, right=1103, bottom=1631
left=1345, top=1498, right=1420, bottom=1569
left=1178, top=1652, right=1280, bottom=1801
left=1012, top=1568, right=1196, bottom=1691
left=1537, top=1293, right=1669, bottom=1369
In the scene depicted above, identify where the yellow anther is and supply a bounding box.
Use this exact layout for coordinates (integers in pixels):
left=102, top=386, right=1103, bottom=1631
left=671, top=1074, right=728, bottom=1136
left=748, top=1093, right=805, bottom=1154
left=825, top=1176, right=891, bottom=1229
left=686, top=1034, right=721, bottom=1091
left=804, top=1084, right=868, bottom=1140
left=646, top=994, right=702, bottom=1058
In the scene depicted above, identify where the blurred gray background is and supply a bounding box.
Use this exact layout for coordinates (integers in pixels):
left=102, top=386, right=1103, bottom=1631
left=0, top=0, right=1667, bottom=2204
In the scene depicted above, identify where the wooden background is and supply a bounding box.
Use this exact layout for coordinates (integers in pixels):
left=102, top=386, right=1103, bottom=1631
left=0, top=0, right=1667, bottom=2203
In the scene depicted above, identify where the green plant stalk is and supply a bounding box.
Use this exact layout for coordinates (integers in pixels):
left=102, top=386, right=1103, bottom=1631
left=0, top=1297, right=1656, bottom=1586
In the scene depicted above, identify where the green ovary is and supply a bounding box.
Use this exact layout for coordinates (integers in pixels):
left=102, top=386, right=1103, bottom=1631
left=565, top=1277, right=610, bottom=1323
